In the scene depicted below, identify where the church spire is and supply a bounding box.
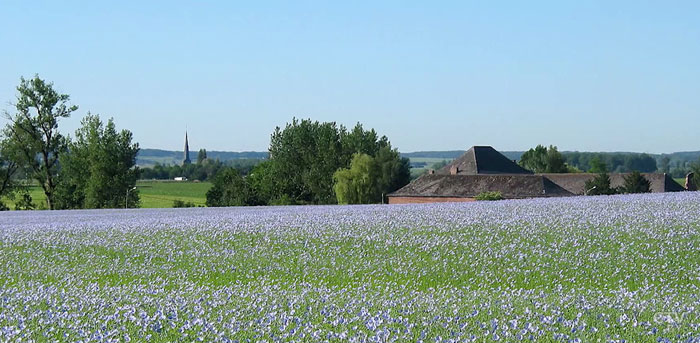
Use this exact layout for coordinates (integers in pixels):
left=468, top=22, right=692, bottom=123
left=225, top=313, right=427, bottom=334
left=183, top=131, right=191, bottom=165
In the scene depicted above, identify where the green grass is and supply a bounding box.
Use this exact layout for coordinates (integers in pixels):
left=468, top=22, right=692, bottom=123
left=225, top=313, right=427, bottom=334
left=1, top=181, right=211, bottom=209
left=137, top=180, right=211, bottom=208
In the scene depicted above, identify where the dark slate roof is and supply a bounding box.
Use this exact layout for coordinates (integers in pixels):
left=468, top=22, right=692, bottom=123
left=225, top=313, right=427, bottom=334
left=389, top=174, right=573, bottom=199
left=436, top=146, right=532, bottom=175
left=540, top=173, right=685, bottom=194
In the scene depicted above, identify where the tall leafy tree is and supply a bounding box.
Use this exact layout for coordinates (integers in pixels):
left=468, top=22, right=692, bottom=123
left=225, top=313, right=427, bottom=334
left=333, top=148, right=411, bottom=204
left=588, top=157, right=608, bottom=174
left=334, top=153, right=379, bottom=204
left=197, top=149, right=207, bottom=164
left=55, top=114, right=140, bottom=209
left=2, top=76, right=77, bottom=209
left=519, top=145, right=568, bottom=173
left=205, top=167, right=259, bottom=206
left=0, top=137, right=20, bottom=210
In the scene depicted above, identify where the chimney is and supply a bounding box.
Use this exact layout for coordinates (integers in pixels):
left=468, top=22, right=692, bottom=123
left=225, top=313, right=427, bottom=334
left=450, top=165, right=458, bottom=175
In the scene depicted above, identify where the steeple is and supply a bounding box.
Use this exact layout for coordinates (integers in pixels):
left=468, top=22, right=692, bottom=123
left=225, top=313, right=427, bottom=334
left=183, top=131, right=191, bottom=165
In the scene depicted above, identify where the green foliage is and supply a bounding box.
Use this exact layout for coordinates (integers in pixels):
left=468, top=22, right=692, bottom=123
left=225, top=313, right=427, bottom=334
left=0, top=201, right=7, bottom=211
left=474, top=191, right=503, bottom=201
left=621, top=171, right=651, bottom=193
left=2, top=75, right=77, bottom=209
left=334, top=154, right=379, bottom=204
left=519, top=145, right=568, bottom=173
left=333, top=148, right=411, bottom=205
left=584, top=172, right=617, bottom=195
left=172, top=199, right=196, bottom=208
left=140, top=158, right=257, bottom=181
left=430, top=160, right=450, bottom=170
left=565, top=152, right=657, bottom=173
left=588, top=157, right=608, bottom=174
left=0, top=137, right=19, bottom=199
left=14, top=192, right=35, bottom=210
left=54, top=114, right=140, bottom=209
left=196, top=149, right=207, bottom=164
left=263, top=119, right=408, bottom=205
left=205, top=168, right=259, bottom=207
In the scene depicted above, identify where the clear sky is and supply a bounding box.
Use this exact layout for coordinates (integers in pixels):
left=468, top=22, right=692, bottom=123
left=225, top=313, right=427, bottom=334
left=1, top=1, right=698, bottom=153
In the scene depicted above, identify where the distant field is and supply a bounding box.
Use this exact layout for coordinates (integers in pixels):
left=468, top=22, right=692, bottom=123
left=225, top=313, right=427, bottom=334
left=1, top=181, right=211, bottom=209
left=138, top=181, right=211, bottom=208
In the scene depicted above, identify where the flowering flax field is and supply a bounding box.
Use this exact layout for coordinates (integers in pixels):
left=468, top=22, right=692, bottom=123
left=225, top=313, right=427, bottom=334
left=1, top=193, right=699, bottom=342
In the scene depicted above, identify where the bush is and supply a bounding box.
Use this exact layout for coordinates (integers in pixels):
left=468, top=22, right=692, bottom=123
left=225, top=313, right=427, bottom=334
left=584, top=172, right=617, bottom=195
left=14, top=192, right=35, bottom=210
left=621, top=171, right=651, bottom=193
left=0, top=201, right=8, bottom=211
left=475, top=191, right=503, bottom=201
left=173, top=199, right=195, bottom=208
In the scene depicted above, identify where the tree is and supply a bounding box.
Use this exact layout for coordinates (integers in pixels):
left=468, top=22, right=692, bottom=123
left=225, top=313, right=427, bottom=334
left=334, top=154, right=380, bottom=204
left=519, top=145, right=568, bottom=173
left=2, top=76, right=77, bottom=209
left=584, top=172, right=617, bottom=195
left=259, top=118, right=406, bottom=205
left=0, top=137, right=20, bottom=207
left=373, top=146, right=411, bottom=199
left=197, top=149, right=207, bottom=164
left=621, top=171, right=651, bottom=193
left=55, top=114, right=140, bottom=209
left=588, top=157, right=608, bottom=174
left=205, top=168, right=259, bottom=206
left=623, top=154, right=657, bottom=173
left=333, top=148, right=411, bottom=205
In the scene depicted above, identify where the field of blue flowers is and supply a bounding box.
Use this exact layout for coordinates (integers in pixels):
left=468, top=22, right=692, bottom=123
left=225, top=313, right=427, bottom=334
left=1, top=193, right=699, bottom=342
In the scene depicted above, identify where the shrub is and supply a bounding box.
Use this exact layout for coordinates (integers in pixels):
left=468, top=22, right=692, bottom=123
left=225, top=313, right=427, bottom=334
left=584, top=172, right=617, bottom=195
left=173, top=199, right=195, bottom=208
left=621, top=171, right=651, bottom=193
left=14, top=192, right=35, bottom=210
left=475, top=191, right=503, bottom=201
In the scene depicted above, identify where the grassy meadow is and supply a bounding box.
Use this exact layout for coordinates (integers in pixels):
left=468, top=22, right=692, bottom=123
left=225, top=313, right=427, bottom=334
left=1, top=181, right=211, bottom=209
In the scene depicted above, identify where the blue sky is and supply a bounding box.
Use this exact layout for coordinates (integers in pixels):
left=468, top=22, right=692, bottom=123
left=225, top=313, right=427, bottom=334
left=1, top=1, right=698, bottom=153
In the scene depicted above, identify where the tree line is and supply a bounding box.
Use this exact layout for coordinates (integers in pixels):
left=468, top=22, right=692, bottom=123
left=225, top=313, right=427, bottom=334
left=205, top=118, right=411, bottom=206
left=0, top=76, right=139, bottom=210
left=139, top=152, right=261, bottom=182
left=517, top=144, right=700, bottom=193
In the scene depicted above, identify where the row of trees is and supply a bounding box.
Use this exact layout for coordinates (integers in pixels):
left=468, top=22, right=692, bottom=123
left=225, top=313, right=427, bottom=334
left=206, top=119, right=411, bottom=206
left=518, top=144, right=666, bottom=175
left=0, top=76, right=139, bottom=210
left=140, top=151, right=261, bottom=181
left=564, top=151, right=658, bottom=173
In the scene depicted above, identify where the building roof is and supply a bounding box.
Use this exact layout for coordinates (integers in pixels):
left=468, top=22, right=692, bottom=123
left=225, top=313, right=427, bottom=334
left=390, top=146, right=685, bottom=201
left=389, top=174, right=573, bottom=199
left=436, top=146, right=532, bottom=175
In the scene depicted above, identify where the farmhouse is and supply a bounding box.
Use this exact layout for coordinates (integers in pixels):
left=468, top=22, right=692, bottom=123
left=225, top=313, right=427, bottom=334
left=387, top=146, right=684, bottom=204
